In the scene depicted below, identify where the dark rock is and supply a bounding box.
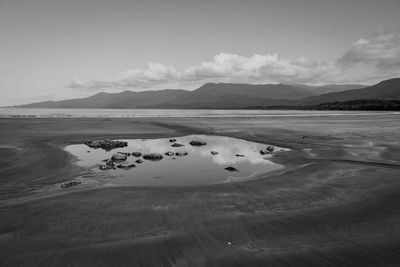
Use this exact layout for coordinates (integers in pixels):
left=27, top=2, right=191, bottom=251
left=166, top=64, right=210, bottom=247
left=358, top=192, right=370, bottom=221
left=131, top=152, right=142, bottom=157
left=117, top=163, right=136, bottom=169
left=143, top=153, right=163, bottom=161
left=189, top=140, right=207, bottom=146
left=61, top=180, right=81, bottom=188
left=165, top=151, right=174, bottom=156
left=135, top=159, right=143, bottom=164
left=84, top=139, right=128, bottom=151
left=111, top=153, right=127, bottom=162
left=175, top=151, right=188, bottom=157
left=211, top=151, right=219, bottom=155
left=169, top=139, right=177, bottom=142
left=225, top=166, right=239, bottom=172
left=266, top=145, right=275, bottom=153
left=105, top=159, right=115, bottom=167
left=171, top=143, right=184, bottom=147
left=236, top=154, right=245, bottom=157
left=260, top=150, right=266, bottom=155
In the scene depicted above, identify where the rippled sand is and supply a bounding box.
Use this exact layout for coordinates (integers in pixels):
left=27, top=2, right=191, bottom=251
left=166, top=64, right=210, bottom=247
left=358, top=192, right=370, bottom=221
left=1, top=114, right=400, bottom=266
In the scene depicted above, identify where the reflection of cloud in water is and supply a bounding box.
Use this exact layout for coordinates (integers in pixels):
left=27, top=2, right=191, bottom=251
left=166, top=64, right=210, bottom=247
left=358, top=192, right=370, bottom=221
left=126, top=135, right=276, bottom=165
left=65, top=134, right=288, bottom=186
left=200, top=144, right=272, bottom=165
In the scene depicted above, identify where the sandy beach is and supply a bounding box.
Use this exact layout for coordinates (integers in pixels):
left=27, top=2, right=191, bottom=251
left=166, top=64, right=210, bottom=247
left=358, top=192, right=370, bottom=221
left=1, top=114, right=400, bottom=266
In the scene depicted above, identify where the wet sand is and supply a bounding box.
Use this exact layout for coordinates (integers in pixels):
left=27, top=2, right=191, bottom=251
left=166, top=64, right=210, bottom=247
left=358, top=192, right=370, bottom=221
left=1, top=114, right=400, bottom=266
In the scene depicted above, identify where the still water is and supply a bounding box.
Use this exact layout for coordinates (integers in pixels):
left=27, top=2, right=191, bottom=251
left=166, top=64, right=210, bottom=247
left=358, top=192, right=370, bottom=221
left=65, top=135, right=288, bottom=186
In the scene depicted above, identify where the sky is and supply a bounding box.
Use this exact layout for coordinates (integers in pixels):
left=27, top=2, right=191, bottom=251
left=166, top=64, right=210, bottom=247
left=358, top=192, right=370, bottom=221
left=0, top=0, right=399, bottom=105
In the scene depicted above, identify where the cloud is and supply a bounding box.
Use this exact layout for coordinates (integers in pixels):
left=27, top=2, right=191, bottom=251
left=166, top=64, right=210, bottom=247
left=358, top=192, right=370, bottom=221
left=338, top=31, right=400, bottom=72
left=67, top=30, right=400, bottom=90
left=67, top=63, right=179, bottom=90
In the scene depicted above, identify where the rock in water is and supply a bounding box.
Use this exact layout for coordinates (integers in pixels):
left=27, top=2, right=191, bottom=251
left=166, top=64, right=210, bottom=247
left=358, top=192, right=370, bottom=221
left=131, top=152, right=142, bottom=157
left=135, top=159, right=143, bottom=164
left=165, top=151, right=174, bottom=156
left=171, top=143, right=184, bottom=147
left=211, top=151, right=219, bottom=155
left=235, top=154, right=245, bottom=157
left=105, top=159, right=115, bottom=167
left=143, top=153, right=163, bottom=161
left=117, top=163, right=136, bottom=169
left=175, top=151, right=188, bottom=157
left=169, top=139, right=177, bottom=142
left=266, top=145, right=275, bottom=153
left=224, top=166, right=238, bottom=172
left=111, top=153, right=127, bottom=162
left=260, top=150, right=266, bottom=155
left=189, top=140, right=207, bottom=146
left=84, top=139, right=128, bottom=151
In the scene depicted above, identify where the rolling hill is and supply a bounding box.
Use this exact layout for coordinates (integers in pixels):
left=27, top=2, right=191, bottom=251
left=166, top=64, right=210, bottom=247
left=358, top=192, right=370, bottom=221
left=14, top=78, right=400, bottom=109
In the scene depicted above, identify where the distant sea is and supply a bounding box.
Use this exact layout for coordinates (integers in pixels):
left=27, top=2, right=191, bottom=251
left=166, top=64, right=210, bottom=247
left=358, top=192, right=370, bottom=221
left=0, top=108, right=398, bottom=118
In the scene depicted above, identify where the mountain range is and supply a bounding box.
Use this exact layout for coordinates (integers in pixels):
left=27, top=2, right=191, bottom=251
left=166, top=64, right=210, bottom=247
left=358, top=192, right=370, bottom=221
left=14, top=78, right=400, bottom=109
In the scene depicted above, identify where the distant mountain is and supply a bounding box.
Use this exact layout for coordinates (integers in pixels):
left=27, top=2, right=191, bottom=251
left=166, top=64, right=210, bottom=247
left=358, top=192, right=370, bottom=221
left=20, top=89, right=191, bottom=109
left=291, top=84, right=366, bottom=95
left=14, top=78, right=400, bottom=109
left=304, top=78, right=400, bottom=104
left=17, top=83, right=311, bottom=109
left=192, top=83, right=312, bottom=99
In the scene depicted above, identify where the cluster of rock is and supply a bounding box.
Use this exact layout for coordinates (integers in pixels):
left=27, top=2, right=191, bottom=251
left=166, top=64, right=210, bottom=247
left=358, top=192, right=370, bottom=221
left=85, top=139, right=128, bottom=151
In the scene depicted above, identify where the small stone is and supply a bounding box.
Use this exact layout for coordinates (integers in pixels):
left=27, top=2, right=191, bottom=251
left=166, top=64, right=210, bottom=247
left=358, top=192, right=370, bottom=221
left=131, top=152, right=142, bottom=157
left=117, top=163, right=136, bottom=169
left=171, top=143, right=184, bottom=147
left=175, top=151, right=188, bottom=157
left=165, top=151, right=174, bottom=156
left=189, top=140, right=207, bottom=146
left=266, top=145, right=275, bottom=153
left=224, top=166, right=238, bottom=172
left=235, top=154, right=245, bottom=157
left=143, top=153, right=163, bottom=161
left=135, top=159, right=143, bottom=164
left=105, top=159, right=115, bottom=167
left=111, top=153, right=127, bottom=162
left=169, top=139, right=177, bottom=142
left=211, top=151, right=219, bottom=155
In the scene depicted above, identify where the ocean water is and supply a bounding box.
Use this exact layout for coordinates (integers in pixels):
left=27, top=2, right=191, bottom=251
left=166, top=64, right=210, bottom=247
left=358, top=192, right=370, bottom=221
left=0, top=108, right=398, bottom=118
left=65, top=135, right=288, bottom=186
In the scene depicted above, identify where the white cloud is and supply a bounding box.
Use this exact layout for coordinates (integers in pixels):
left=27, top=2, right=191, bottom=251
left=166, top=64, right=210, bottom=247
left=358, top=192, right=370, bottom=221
left=338, top=31, right=400, bottom=72
left=67, top=30, right=400, bottom=91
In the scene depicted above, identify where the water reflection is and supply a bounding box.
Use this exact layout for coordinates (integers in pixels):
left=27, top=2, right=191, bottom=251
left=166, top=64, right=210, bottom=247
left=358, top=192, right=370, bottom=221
left=65, top=135, right=288, bottom=186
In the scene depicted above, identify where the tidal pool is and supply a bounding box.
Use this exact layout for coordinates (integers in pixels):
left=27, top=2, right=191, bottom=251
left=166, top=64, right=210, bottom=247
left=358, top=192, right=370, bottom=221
left=65, top=135, right=288, bottom=186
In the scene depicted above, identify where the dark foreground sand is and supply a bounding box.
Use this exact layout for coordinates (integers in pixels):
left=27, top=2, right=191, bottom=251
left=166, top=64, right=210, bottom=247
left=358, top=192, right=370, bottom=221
left=1, top=114, right=400, bottom=266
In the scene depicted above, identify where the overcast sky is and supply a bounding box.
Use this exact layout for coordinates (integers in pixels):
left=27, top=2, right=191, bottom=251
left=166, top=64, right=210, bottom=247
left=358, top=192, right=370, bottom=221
left=1, top=0, right=399, bottom=105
